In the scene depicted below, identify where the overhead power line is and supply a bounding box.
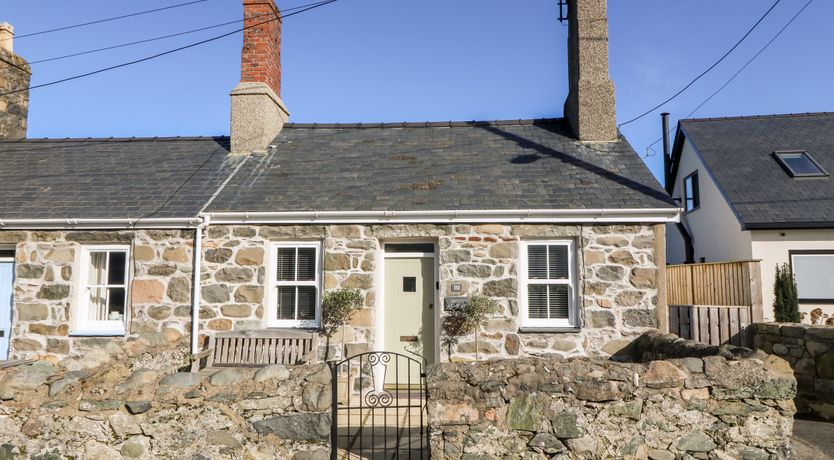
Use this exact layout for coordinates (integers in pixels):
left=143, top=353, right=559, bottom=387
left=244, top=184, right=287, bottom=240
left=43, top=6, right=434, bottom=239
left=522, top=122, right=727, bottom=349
left=620, top=0, right=783, bottom=128
left=0, top=0, right=339, bottom=97
left=641, top=0, right=815, bottom=159
left=4, top=0, right=210, bottom=42
left=28, top=0, right=333, bottom=65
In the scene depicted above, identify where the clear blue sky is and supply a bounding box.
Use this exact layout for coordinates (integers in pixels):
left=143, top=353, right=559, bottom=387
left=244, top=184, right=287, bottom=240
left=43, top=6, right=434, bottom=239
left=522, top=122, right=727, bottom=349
left=4, top=0, right=832, bottom=184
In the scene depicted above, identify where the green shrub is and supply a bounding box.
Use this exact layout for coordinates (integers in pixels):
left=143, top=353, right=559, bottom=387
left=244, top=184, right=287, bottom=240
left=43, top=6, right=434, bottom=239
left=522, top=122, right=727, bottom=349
left=773, top=263, right=800, bottom=323
left=321, top=289, right=364, bottom=359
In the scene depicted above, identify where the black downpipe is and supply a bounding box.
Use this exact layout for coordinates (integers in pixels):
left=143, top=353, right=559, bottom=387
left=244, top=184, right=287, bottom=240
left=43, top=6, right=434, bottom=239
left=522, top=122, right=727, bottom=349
left=661, top=113, right=695, bottom=263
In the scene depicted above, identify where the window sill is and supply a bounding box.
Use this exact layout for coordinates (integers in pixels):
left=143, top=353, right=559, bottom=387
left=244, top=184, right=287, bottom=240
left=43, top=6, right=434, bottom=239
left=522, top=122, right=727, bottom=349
left=69, top=330, right=126, bottom=337
left=518, top=327, right=581, bottom=334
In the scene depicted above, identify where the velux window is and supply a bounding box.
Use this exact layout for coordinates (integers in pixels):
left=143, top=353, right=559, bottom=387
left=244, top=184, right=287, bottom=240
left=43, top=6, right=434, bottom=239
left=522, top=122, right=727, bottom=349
left=683, top=171, right=700, bottom=212
left=75, top=246, right=129, bottom=335
left=520, top=241, right=576, bottom=328
left=773, top=151, right=828, bottom=178
left=268, top=242, right=321, bottom=328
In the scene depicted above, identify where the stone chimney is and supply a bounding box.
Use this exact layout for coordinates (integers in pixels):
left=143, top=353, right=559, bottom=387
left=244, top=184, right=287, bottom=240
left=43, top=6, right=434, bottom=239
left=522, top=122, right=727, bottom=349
left=230, top=0, right=289, bottom=154
left=0, top=22, right=31, bottom=140
left=563, top=0, right=617, bottom=142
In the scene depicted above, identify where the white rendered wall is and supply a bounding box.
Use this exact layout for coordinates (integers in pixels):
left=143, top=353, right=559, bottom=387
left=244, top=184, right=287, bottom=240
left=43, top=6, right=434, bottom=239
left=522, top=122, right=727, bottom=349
left=751, top=229, right=834, bottom=322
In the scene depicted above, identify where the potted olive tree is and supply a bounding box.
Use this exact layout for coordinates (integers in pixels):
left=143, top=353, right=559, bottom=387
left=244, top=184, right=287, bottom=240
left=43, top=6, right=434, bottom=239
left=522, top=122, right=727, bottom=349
left=441, top=293, right=499, bottom=361
left=321, top=288, right=364, bottom=360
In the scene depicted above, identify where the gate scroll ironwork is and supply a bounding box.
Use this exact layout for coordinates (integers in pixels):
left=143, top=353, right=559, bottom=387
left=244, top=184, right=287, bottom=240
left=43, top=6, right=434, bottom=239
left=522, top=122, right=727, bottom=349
left=329, top=351, right=429, bottom=459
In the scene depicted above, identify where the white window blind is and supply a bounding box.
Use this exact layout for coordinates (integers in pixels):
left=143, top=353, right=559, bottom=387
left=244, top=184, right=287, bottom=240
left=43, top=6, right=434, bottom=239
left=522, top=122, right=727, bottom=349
left=270, top=243, right=321, bottom=327
left=521, top=241, right=575, bottom=327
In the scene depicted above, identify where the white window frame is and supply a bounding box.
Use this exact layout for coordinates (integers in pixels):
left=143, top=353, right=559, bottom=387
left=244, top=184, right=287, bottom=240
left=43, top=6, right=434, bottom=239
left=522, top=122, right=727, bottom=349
left=519, top=240, right=577, bottom=328
left=72, top=245, right=130, bottom=336
left=265, top=241, right=322, bottom=328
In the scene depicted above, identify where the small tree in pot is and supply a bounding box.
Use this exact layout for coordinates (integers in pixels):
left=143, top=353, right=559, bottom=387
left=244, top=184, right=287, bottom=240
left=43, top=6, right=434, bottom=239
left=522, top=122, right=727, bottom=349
left=441, top=293, right=499, bottom=361
left=773, top=263, right=800, bottom=323
left=321, top=288, right=364, bottom=360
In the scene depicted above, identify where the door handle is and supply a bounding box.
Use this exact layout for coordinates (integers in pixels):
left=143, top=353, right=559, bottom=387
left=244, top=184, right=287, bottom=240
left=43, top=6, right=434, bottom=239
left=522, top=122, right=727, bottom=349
left=429, top=303, right=433, bottom=309
left=0, top=330, right=4, bottom=337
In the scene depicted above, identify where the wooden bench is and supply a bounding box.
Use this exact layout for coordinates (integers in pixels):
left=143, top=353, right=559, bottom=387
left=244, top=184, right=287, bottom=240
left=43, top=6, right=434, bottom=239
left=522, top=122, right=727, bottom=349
left=191, top=329, right=319, bottom=372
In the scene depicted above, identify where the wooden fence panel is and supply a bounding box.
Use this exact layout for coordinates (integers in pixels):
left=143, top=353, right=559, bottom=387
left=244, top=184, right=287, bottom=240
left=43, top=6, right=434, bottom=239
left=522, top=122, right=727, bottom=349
left=666, top=260, right=762, bottom=348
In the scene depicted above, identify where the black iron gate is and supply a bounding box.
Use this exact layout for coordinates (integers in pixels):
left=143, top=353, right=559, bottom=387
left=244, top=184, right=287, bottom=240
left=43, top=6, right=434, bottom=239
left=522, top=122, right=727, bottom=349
left=328, top=351, right=429, bottom=459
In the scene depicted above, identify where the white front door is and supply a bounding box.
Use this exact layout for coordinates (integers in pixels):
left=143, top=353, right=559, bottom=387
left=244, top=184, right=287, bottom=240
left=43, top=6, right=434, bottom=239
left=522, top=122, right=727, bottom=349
left=0, top=256, right=14, bottom=360
left=384, top=256, right=436, bottom=370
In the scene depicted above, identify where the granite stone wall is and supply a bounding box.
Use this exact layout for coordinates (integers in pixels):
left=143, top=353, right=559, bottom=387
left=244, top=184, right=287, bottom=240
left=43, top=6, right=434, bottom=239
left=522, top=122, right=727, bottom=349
left=2, top=230, right=196, bottom=360
left=0, top=354, right=330, bottom=459
left=427, top=333, right=796, bottom=459
left=754, top=322, right=834, bottom=420
left=200, top=223, right=663, bottom=362
left=0, top=46, right=30, bottom=140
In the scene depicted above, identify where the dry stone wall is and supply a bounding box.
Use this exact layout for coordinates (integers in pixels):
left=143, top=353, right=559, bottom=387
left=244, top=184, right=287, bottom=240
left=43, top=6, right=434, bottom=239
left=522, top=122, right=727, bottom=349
left=201, top=224, right=661, bottom=361
left=1, top=230, right=196, bottom=360
left=427, top=332, right=797, bottom=459
left=754, top=322, right=834, bottom=420
left=0, top=354, right=330, bottom=459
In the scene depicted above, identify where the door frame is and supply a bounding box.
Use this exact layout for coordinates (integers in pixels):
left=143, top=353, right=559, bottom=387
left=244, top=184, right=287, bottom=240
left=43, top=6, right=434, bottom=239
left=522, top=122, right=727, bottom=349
left=0, top=245, right=16, bottom=361
left=376, top=240, right=440, bottom=363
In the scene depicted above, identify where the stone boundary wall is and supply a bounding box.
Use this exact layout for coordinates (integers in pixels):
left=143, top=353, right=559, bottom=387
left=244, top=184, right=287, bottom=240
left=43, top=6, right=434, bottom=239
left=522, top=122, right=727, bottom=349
left=754, top=322, right=834, bottom=420
left=427, top=333, right=796, bottom=459
left=0, top=354, right=330, bottom=459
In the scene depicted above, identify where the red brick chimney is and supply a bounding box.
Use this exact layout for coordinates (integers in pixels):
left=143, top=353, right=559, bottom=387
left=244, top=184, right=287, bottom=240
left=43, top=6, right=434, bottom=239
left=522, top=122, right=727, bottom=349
left=230, top=0, right=289, bottom=154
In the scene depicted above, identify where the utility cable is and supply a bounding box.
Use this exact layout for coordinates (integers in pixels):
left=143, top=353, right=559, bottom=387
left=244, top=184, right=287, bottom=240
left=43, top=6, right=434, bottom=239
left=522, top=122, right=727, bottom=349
left=0, top=0, right=340, bottom=97
left=620, top=0, right=783, bottom=128
left=640, top=0, right=814, bottom=159
left=4, top=0, right=209, bottom=42
left=28, top=0, right=333, bottom=65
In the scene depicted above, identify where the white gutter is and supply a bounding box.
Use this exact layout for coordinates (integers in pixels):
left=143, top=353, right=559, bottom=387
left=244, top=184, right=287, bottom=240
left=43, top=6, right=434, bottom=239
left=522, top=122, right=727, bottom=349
left=202, top=208, right=682, bottom=224
left=190, top=215, right=209, bottom=356
left=0, top=217, right=201, bottom=230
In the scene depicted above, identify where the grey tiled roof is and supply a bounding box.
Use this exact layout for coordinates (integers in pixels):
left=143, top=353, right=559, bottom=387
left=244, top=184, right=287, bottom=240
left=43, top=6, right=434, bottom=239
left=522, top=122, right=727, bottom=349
left=207, top=119, right=674, bottom=212
left=677, top=112, right=834, bottom=229
left=0, top=137, right=240, bottom=219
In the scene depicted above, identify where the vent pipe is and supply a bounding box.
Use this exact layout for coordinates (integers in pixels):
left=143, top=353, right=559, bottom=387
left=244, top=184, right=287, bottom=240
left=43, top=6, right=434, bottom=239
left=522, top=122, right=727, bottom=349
left=661, top=112, right=671, bottom=188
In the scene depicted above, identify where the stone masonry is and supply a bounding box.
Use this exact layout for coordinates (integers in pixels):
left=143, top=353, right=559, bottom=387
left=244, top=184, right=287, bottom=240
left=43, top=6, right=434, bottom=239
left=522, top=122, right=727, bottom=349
left=2, top=230, right=196, bottom=360
left=754, top=322, right=834, bottom=420
left=0, top=350, right=330, bottom=459
left=200, top=223, right=662, bottom=362
left=0, top=26, right=30, bottom=141
left=428, top=331, right=797, bottom=459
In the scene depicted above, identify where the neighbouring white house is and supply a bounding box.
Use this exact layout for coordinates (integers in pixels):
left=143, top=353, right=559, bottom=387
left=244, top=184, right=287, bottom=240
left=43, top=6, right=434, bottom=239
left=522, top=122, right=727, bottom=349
left=666, top=112, right=834, bottom=324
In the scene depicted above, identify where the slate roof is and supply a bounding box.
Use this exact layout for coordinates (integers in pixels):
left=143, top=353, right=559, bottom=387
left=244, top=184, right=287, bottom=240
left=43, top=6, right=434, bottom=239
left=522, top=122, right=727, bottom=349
left=675, top=112, right=834, bottom=229
left=0, top=137, right=240, bottom=219
left=206, top=118, right=674, bottom=212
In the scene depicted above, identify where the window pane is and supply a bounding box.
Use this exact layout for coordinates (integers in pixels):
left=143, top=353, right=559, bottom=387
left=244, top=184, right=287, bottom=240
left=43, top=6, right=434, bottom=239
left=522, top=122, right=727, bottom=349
left=792, top=254, right=834, bottom=300
left=88, top=252, right=107, bottom=285
left=385, top=243, right=435, bottom=253
left=277, top=248, right=296, bottom=281
left=297, top=286, right=316, bottom=320
left=548, top=245, right=569, bottom=279
left=88, top=286, right=107, bottom=321
left=548, top=285, right=569, bottom=319
left=684, top=174, right=699, bottom=212
left=528, top=284, right=548, bottom=319
left=297, top=248, right=317, bottom=281
left=778, top=152, right=825, bottom=176
left=107, top=288, right=126, bottom=321
left=277, top=286, right=296, bottom=319
left=528, top=245, right=548, bottom=279
left=108, top=251, right=127, bottom=285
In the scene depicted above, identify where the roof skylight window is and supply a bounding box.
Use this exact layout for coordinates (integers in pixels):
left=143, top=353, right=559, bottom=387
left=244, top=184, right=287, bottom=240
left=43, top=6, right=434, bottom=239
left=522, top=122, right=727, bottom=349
left=773, top=150, right=828, bottom=178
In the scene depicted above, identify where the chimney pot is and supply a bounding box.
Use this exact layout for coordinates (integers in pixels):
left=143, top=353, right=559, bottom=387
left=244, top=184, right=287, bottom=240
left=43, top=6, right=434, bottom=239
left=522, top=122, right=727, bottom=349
left=564, top=0, right=617, bottom=142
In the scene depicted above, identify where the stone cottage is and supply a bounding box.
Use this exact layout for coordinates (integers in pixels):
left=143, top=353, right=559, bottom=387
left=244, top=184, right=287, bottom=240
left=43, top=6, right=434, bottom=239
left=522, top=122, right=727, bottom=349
left=0, top=0, right=680, bottom=368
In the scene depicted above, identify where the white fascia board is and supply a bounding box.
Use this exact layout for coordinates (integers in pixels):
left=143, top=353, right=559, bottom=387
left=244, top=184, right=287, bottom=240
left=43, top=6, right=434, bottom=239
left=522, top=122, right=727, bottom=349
left=0, top=217, right=202, bottom=230
left=203, top=208, right=682, bottom=225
